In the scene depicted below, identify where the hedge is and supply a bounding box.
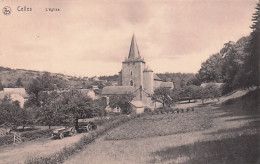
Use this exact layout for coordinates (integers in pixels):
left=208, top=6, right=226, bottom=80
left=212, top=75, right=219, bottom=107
left=0, top=129, right=53, bottom=147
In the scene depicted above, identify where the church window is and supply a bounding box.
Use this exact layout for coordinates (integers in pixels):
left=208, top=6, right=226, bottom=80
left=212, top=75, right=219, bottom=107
left=131, top=71, right=132, bottom=75
left=130, top=80, right=134, bottom=86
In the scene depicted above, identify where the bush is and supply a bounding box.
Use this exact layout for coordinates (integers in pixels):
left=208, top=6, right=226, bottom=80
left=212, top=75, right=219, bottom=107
left=21, top=129, right=52, bottom=141
left=144, top=107, right=152, bottom=113
left=0, top=129, right=52, bottom=147
left=0, top=135, right=13, bottom=146
left=221, top=83, right=233, bottom=95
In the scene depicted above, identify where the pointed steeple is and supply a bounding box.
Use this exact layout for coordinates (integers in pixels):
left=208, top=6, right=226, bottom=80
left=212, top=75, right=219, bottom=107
left=128, top=34, right=141, bottom=60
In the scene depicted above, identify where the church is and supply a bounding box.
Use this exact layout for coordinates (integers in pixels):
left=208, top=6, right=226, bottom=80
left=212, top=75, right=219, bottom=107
left=101, top=34, right=174, bottom=112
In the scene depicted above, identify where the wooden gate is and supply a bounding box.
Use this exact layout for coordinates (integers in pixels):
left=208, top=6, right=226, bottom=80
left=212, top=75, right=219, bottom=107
left=13, top=132, right=22, bottom=144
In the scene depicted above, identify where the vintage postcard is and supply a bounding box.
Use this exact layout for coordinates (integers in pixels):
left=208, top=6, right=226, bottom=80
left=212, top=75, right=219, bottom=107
left=0, top=0, right=259, bottom=163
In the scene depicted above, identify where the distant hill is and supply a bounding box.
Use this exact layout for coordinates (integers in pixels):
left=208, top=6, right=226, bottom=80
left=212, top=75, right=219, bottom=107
left=0, top=66, right=90, bottom=89
left=0, top=66, right=198, bottom=91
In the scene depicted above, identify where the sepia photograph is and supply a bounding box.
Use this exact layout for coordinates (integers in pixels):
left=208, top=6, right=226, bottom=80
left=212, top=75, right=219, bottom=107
left=0, top=0, right=259, bottom=163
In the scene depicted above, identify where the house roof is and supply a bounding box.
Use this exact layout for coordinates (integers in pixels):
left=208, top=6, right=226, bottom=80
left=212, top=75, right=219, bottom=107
left=143, top=65, right=153, bottom=72
left=79, top=89, right=92, bottom=95
left=200, top=83, right=224, bottom=88
left=101, top=86, right=135, bottom=95
left=160, top=82, right=174, bottom=88
left=3, top=88, right=29, bottom=98
left=154, top=74, right=162, bottom=81
left=130, top=100, right=147, bottom=108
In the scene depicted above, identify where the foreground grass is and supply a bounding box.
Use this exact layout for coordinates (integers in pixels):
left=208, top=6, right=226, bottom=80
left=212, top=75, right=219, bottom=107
left=151, top=133, right=260, bottom=164
left=105, top=107, right=215, bottom=140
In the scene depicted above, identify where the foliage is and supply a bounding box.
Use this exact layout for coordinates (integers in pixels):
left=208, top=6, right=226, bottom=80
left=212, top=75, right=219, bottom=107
left=176, top=85, right=201, bottom=101
left=0, top=129, right=52, bottom=147
left=98, top=74, right=119, bottom=82
left=109, top=94, right=134, bottom=114
left=197, top=1, right=260, bottom=92
left=200, top=84, right=221, bottom=103
left=26, top=78, right=44, bottom=106
left=152, top=87, right=174, bottom=107
left=198, top=53, right=223, bottom=83
left=15, top=77, right=23, bottom=87
left=157, top=73, right=197, bottom=90
left=0, top=97, right=24, bottom=126
left=36, top=90, right=95, bottom=128
left=92, top=98, right=107, bottom=117
left=0, top=81, right=5, bottom=90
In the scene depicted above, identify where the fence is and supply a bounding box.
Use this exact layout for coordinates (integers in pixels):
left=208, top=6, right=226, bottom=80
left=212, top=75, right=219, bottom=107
left=13, top=132, right=22, bottom=144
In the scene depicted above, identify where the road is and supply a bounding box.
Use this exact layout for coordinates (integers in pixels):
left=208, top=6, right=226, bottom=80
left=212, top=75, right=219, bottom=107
left=0, top=132, right=87, bottom=164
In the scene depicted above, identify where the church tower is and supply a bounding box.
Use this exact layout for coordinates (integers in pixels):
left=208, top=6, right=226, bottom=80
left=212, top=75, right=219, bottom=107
left=121, top=35, right=146, bottom=99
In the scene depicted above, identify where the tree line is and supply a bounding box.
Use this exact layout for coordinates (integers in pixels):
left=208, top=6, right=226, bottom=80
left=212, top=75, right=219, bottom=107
left=0, top=73, right=107, bottom=130
left=197, top=1, right=259, bottom=93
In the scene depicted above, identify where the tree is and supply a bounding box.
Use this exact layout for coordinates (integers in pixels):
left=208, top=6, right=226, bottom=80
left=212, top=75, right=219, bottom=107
left=197, top=53, right=223, bottom=83
left=26, top=73, right=57, bottom=107
left=0, top=81, right=4, bottom=91
left=221, top=44, right=240, bottom=86
left=15, top=77, right=23, bottom=88
left=93, top=98, right=107, bottom=118
left=36, top=90, right=95, bottom=128
left=26, top=78, right=43, bottom=106
left=0, top=97, right=30, bottom=128
left=152, top=88, right=173, bottom=107
left=109, top=94, right=134, bottom=114
left=243, top=1, right=260, bottom=88
left=200, top=84, right=221, bottom=104
left=41, top=72, right=56, bottom=91
left=187, top=75, right=201, bottom=86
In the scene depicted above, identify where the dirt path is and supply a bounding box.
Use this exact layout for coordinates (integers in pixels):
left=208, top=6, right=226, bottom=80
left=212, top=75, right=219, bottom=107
left=0, top=133, right=87, bottom=164
left=64, top=110, right=260, bottom=164
left=175, top=88, right=251, bottom=109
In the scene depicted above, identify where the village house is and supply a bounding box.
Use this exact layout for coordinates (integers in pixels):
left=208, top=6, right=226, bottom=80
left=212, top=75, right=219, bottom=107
left=0, top=88, right=29, bottom=108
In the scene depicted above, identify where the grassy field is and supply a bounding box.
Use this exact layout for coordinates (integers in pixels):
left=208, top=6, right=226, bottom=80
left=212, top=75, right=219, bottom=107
left=150, top=89, right=260, bottom=164
left=47, top=90, right=260, bottom=164
left=105, top=107, right=215, bottom=140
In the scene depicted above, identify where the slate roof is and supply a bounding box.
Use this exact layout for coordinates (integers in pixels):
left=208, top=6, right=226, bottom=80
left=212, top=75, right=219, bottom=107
left=123, top=34, right=145, bottom=63
left=160, top=82, right=174, bottom=89
left=101, top=86, right=135, bottom=95
left=143, top=65, right=153, bottom=72
left=154, top=74, right=162, bottom=81
left=128, top=34, right=141, bottom=60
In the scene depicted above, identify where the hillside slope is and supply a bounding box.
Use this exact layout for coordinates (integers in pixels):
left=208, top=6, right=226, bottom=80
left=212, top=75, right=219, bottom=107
left=0, top=67, right=89, bottom=89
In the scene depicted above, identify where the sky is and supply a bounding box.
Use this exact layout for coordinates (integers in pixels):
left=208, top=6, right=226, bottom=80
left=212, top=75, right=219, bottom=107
left=0, top=0, right=257, bottom=77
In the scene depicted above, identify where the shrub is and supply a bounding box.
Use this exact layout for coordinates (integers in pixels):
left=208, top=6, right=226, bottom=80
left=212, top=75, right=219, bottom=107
left=0, top=135, right=13, bottom=146
left=0, top=129, right=52, bottom=147
left=21, top=129, right=52, bottom=141
left=144, top=107, right=152, bottom=113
